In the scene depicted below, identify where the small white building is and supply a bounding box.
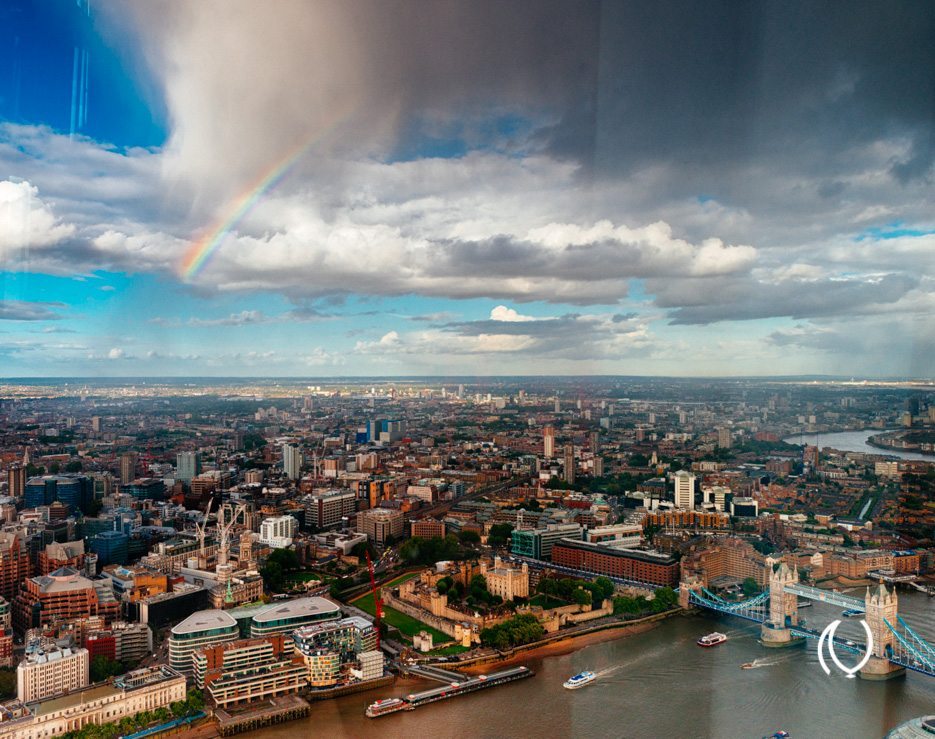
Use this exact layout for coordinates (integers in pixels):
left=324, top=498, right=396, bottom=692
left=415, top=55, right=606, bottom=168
left=259, top=515, right=298, bottom=548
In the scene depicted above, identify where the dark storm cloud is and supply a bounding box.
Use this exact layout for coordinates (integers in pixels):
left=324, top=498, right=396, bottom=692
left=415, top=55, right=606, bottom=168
left=0, top=300, right=66, bottom=321
left=655, top=273, right=919, bottom=325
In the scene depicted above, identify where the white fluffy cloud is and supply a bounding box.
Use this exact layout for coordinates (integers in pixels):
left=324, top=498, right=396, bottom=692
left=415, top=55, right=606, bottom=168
left=0, top=180, right=75, bottom=255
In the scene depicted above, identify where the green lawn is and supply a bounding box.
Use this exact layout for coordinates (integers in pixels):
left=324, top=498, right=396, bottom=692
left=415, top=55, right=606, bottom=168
left=353, top=593, right=449, bottom=643
left=381, top=571, right=421, bottom=588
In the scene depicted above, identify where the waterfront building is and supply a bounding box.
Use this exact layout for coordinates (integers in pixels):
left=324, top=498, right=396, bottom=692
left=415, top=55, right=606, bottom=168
left=167, top=609, right=239, bottom=674
left=305, top=489, right=356, bottom=528
left=292, top=616, right=377, bottom=663
left=192, top=633, right=307, bottom=708
left=510, top=523, right=583, bottom=560
left=550, top=539, right=680, bottom=587
left=13, top=568, right=119, bottom=633
left=680, top=537, right=766, bottom=588
left=358, top=508, right=404, bottom=545
left=17, top=646, right=89, bottom=703
left=258, top=515, right=298, bottom=548
left=303, top=648, right=340, bottom=687
left=352, top=650, right=384, bottom=681
left=0, top=666, right=186, bottom=739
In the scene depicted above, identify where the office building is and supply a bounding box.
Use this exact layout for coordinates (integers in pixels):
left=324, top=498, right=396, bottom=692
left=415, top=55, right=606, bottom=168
left=123, top=478, right=166, bottom=501
left=89, top=531, right=129, bottom=567
left=17, top=646, right=89, bottom=703
left=730, top=497, right=759, bottom=517
left=358, top=508, right=404, bottom=545
left=13, top=568, right=120, bottom=633
left=282, top=443, right=303, bottom=481
left=168, top=609, right=240, bottom=674
left=0, top=533, right=30, bottom=602
left=543, top=426, right=555, bottom=458
left=118, top=453, right=137, bottom=486
left=176, top=451, right=202, bottom=484
left=38, top=541, right=86, bottom=576
left=111, top=621, right=153, bottom=663
left=510, top=523, right=583, bottom=560
left=703, top=485, right=729, bottom=512
left=305, top=490, right=356, bottom=529
left=411, top=519, right=445, bottom=539
left=564, top=444, right=576, bottom=485
left=246, top=597, right=341, bottom=638
left=8, top=466, right=26, bottom=499
left=258, top=515, right=298, bottom=548
left=24, top=475, right=92, bottom=514
left=551, top=539, right=680, bottom=587
left=673, top=470, right=696, bottom=510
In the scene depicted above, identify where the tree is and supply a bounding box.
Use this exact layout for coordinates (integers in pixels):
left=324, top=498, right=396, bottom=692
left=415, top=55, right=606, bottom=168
left=488, top=523, right=514, bottom=547
left=65, top=460, right=83, bottom=473
left=90, top=655, right=123, bottom=683
left=572, top=587, right=592, bottom=606
left=458, top=529, right=481, bottom=544
left=741, top=577, right=760, bottom=597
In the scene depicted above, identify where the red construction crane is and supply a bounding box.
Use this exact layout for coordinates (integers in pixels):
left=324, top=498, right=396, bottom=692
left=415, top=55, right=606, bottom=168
left=365, top=551, right=382, bottom=650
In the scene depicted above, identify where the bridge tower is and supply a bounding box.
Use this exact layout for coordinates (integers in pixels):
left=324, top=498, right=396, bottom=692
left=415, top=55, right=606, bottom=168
left=761, top=559, right=804, bottom=648
left=678, top=575, right=703, bottom=610
left=860, top=584, right=906, bottom=680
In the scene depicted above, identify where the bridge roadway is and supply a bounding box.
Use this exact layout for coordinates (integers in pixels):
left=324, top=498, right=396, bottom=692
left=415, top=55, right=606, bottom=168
left=782, top=583, right=865, bottom=611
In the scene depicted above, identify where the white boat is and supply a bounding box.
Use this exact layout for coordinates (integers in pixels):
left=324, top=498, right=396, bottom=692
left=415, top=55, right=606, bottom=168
left=563, top=671, right=597, bottom=689
left=697, top=632, right=728, bottom=647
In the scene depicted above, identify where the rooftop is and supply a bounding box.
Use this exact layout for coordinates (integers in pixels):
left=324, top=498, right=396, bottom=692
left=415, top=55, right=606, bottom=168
left=251, top=596, right=340, bottom=624
left=171, top=609, right=238, bottom=636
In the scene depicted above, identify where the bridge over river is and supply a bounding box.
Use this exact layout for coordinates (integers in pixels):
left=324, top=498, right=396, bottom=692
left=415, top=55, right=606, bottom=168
left=681, top=558, right=935, bottom=680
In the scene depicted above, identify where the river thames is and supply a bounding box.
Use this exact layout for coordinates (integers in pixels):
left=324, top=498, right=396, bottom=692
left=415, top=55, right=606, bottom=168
left=245, top=590, right=935, bottom=739
left=784, top=429, right=933, bottom=463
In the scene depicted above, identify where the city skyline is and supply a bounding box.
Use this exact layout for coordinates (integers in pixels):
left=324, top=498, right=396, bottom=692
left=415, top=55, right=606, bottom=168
left=1, top=1, right=933, bottom=378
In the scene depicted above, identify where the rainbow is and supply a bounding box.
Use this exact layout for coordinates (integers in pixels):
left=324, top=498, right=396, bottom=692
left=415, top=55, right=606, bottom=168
left=178, top=138, right=313, bottom=281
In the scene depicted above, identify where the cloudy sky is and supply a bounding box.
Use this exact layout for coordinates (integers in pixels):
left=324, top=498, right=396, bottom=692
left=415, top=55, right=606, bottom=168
left=1, top=0, right=933, bottom=377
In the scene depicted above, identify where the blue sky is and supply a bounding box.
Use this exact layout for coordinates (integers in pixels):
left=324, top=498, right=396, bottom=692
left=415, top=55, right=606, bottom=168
left=0, top=1, right=933, bottom=377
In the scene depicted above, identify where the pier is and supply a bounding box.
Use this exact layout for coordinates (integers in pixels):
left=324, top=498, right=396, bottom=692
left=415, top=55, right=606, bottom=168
left=366, top=666, right=533, bottom=718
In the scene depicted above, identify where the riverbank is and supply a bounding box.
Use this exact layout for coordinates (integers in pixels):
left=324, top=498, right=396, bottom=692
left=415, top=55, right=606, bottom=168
left=453, top=610, right=679, bottom=673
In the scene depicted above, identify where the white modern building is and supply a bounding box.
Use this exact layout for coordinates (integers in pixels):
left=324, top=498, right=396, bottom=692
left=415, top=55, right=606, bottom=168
left=259, top=515, right=298, bottom=548
left=673, top=470, right=696, bottom=510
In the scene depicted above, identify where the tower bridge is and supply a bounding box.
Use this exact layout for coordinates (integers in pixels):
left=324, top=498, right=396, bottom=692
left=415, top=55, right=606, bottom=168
left=680, top=557, right=935, bottom=680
